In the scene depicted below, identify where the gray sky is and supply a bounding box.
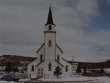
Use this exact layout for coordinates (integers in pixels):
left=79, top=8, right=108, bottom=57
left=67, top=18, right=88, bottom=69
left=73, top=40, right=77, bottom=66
left=0, top=0, right=110, bottom=62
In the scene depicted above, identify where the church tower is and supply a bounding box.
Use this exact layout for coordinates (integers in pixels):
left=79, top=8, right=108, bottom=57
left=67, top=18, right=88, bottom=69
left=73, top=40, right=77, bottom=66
left=44, top=6, right=56, bottom=61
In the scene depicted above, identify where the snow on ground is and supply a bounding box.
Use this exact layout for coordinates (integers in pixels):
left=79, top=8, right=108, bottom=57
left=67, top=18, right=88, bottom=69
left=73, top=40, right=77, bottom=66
left=0, top=76, right=110, bottom=83
left=39, top=76, right=96, bottom=81
left=96, top=77, right=110, bottom=83
left=39, top=75, right=110, bottom=83
left=0, top=81, right=16, bottom=83
left=19, top=78, right=30, bottom=81
left=0, top=79, right=30, bottom=83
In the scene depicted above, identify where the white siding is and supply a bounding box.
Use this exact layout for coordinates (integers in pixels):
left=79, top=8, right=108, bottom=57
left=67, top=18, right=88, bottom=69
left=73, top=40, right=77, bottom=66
left=56, top=45, right=72, bottom=75
left=44, top=32, right=56, bottom=61
left=27, top=23, right=75, bottom=77
left=27, top=59, right=38, bottom=78
left=37, top=44, right=45, bottom=63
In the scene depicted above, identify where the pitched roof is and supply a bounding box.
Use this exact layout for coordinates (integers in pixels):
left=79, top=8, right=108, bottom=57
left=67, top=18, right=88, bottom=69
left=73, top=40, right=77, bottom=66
left=56, top=44, right=63, bottom=54
left=36, top=60, right=45, bottom=67
left=45, top=6, right=55, bottom=25
left=55, top=60, right=64, bottom=67
left=36, top=43, right=44, bottom=53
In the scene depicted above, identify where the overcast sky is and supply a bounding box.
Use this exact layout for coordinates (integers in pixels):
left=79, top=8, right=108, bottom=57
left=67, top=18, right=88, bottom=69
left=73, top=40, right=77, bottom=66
left=0, top=0, right=110, bottom=62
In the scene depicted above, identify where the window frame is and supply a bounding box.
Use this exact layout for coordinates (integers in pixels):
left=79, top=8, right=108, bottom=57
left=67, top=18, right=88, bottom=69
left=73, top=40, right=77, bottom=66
left=48, top=40, right=52, bottom=47
left=65, top=65, right=68, bottom=72
left=31, top=65, right=34, bottom=72
left=49, top=25, right=52, bottom=30
left=48, top=62, right=52, bottom=71
left=57, top=55, right=60, bottom=62
left=40, top=54, right=43, bottom=62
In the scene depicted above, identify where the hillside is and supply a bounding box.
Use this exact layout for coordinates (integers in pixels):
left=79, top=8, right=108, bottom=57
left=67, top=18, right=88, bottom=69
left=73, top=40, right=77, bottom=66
left=0, top=55, right=37, bottom=66
left=68, top=60, right=110, bottom=69
left=0, top=55, right=109, bottom=69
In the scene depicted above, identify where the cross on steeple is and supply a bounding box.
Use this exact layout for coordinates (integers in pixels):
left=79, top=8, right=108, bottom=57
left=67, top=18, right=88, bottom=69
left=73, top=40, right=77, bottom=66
left=45, top=6, right=55, bottom=25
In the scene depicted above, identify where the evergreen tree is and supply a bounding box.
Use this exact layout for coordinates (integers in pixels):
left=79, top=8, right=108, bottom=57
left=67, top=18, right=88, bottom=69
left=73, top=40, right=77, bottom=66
left=54, top=66, right=62, bottom=79
left=4, top=62, right=12, bottom=73
left=13, top=67, right=19, bottom=72
left=4, top=62, right=19, bottom=73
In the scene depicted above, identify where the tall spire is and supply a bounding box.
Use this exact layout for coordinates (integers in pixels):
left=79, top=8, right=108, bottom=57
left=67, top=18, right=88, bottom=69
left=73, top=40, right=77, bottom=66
left=45, top=6, right=55, bottom=25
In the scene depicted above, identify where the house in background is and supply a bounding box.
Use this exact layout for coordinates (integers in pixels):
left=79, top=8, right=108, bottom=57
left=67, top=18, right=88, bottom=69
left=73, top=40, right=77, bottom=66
left=27, top=7, right=77, bottom=78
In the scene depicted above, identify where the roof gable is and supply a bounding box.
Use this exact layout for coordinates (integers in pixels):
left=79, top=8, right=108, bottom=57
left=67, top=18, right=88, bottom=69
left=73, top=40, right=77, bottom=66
left=56, top=44, right=63, bottom=54
left=36, top=43, right=44, bottom=53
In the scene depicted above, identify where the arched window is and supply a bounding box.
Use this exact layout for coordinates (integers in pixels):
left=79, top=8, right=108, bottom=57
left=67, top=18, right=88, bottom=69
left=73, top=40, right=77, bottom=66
left=48, top=40, right=52, bottom=47
left=48, top=62, right=52, bottom=71
left=31, top=65, right=34, bottom=72
left=57, top=55, right=60, bottom=62
left=40, top=54, right=43, bottom=62
left=49, top=25, right=52, bottom=30
left=65, top=65, right=68, bottom=72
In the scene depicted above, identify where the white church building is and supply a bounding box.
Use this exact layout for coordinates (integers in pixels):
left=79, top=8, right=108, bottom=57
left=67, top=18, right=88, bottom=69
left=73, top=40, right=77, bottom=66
left=27, top=7, right=77, bottom=78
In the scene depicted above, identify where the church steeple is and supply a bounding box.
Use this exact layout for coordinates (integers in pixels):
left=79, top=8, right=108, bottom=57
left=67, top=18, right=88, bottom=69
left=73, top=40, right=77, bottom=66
left=45, top=6, right=55, bottom=25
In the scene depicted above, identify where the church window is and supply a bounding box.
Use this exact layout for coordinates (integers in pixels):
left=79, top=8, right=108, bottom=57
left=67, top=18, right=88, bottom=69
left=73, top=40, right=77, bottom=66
left=65, top=65, right=68, bottom=72
left=31, top=65, right=34, bottom=72
left=49, top=25, right=52, bottom=30
left=57, top=55, right=60, bottom=62
left=48, top=62, right=52, bottom=71
left=40, top=54, right=43, bottom=62
left=48, top=40, right=52, bottom=47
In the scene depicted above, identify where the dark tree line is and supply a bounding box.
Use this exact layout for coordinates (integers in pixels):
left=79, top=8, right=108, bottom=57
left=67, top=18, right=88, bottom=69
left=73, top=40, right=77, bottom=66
left=4, top=62, right=19, bottom=73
